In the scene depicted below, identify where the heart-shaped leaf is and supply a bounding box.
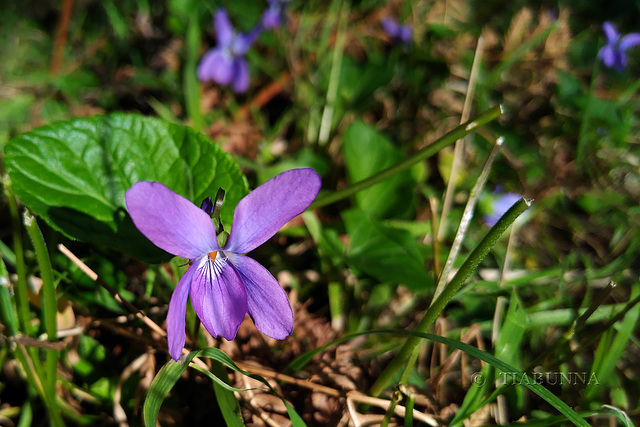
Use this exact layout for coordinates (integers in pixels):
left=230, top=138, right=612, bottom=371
left=5, top=113, right=248, bottom=262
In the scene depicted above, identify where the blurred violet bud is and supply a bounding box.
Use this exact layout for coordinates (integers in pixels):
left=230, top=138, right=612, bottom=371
left=598, top=22, right=640, bottom=72
left=483, top=191, right=522, bottom=227
left=261, top=0, right=289, bottom=30
left=197, top=9, right=261, bottom=93
left=381, top=17, right=412, bottom=47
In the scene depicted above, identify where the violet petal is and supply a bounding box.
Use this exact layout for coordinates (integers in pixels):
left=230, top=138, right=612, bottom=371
left=166, top=263, right=196, bottom=360
left=598, top=45, right=616, bottom=67
left=399, top=26, right=413, bottom=45
left=206, top=50, right=235, bottom=85
left=197, top=49, right=221, bottom=82
left=190, top=256, right=248, bottom=340
left=233, top=27, right=261, bottom=55
left=214, top=9, right=234, bottom=47
left=381, top=18, right=399, bottom=38
left=602, top=22, right=619, bottom=44
left=232, top=58, right=250, bottom=93
left=620, top=33, right=640, bottom=51
left=261, top=8, right=282, bottom=30
left=125, top=181, right=218, bottom=259
left=227, top=253, right=293, bottom=339
left=485, top=193, right=522, bottom=227
left=615, top=51, right=627, bottom=71
left=226, top=168, right=321, bottom=254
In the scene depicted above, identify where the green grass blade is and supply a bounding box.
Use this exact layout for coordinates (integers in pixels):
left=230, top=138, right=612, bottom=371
left=289, top=330, right=589, bottom=426
left=0, top=257, right=19, bottom=335
left=310, top=105, right=504, bottom=209
left=584, top=283, right=640, bottom=401
left=2, top=175, right=32, bottom=335
left=195, top=348, right=306, bottom=427
left=370, top=198, right=531, bottom=396
left=144, top=348, right=307, bottom=427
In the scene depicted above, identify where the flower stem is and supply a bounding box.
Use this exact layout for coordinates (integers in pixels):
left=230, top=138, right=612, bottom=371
left=23, top=210, right=61, bottom=426
left=309, top=105, right=503, bottom=210
left=369, top=198, right=531, bottom=396
left=23, top=211, right=58, bottom=342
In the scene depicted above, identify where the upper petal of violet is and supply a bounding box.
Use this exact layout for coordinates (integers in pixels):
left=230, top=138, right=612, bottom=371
left=232, top=26, right=261, bottom=56
left=602, top=22, right=619, bottom=44
left=226, top=168, right=321, bottom=254
left=214, top=9, right=234, bottom=47
left=125, top=181, right=218, bottom=259
left=620, top=33, right=640, bottom=51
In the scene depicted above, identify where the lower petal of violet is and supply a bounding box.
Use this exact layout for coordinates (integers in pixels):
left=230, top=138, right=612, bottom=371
left=227, top=253, right=294, bottom=340
left=232, top=58, right=250, bottom=93
left=598, top=45, right=616, bottom=68
left=190, top=256, right=248, bottom=341
left=166, top=264, right=197, bottom=361
left=198, top=49, right=235, bottom=85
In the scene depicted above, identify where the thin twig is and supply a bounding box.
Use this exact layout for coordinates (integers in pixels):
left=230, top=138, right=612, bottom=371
left=237, top=72, right=292, bottom=120
left=346, top=391, right=439, bottom=426
left=434, top=136, right=503, bottom=299
left=51, top=0, right=74, bottom=74
left=58, top=244, right=166, bottom=338
left=437, top=34, right=485, bottom=241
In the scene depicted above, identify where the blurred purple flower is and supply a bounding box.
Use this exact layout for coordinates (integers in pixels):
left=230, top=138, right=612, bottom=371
left=261, top=0, right=289, bottom=30
left=484, top=192, right=521, bottom=227
left=381, top=17, right=412, bottom=47
left=598, top=22, right=640, bottom=72
left=126, top=169, right=322, bottom=360
left=197, top=9, right=261, bottom=93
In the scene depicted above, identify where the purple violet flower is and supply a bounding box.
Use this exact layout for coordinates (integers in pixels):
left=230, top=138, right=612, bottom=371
left=197, top=9, right=261, bottom=93
left=125, top=168, right=321, bottom=360
left=261, top=0, right=289, bottom=30
left=484, top=192, right=522, bottom=227
left=381, top=17, right=412, bottom=47
left=598, top=22, right=640, bottom=72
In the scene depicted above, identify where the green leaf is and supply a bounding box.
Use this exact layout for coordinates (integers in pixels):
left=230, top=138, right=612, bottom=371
left=5, top=114, right=248, bottom=262
left=343, top=209, right=432, bottom=291
left=495, top=292, right=526, bottom=367
left=334, top=56, right=394, bottom=119
left=342, top=121, right=414, bottom=219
